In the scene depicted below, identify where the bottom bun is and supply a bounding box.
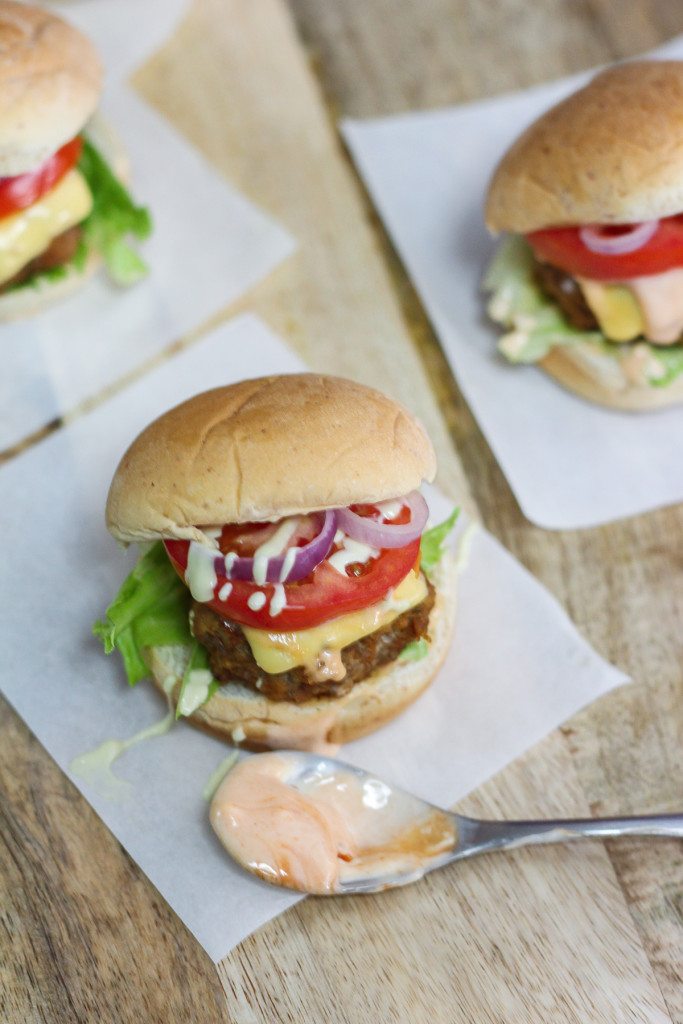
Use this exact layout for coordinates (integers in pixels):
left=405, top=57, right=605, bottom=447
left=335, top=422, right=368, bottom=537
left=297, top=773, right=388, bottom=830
left=540, top=343, right=683, bottom=412
left=148, top=553, right=458, bottom=752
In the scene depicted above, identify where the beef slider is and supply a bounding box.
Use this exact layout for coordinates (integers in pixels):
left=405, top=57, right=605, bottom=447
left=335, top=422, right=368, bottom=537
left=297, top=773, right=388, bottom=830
left=106, top=373, right=456, bottom=748
left=191, top=583, right=436, bottom=703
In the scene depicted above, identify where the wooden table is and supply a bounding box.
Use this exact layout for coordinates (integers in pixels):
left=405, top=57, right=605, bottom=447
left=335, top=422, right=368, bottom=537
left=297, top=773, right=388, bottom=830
left=2, top=2, right=682, bottom=1021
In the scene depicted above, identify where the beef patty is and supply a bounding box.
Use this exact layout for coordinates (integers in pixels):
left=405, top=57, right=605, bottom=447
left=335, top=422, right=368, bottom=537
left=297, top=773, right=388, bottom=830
left=191, top=582, right=436, bottom=703
left=534, top=259, right=599, bottom=332
left=0, top=224, right=83, bottom=294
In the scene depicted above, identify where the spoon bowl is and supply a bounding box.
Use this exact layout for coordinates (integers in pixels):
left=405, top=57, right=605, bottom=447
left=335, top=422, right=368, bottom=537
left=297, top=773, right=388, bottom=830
left=210, top=750, right=683, bottom=896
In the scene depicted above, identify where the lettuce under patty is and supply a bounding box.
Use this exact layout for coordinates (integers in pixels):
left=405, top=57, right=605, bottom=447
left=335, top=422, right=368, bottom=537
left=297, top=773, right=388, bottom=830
left=399, top=508, right=460, bottom=662
left=419, top=508, right=460, bottom=579
left=14, top=136, right=152, bottom=293
left=96, top=510, right=461, bottom=697
left=484, top=236, right=683, bottom=388
left=399, top=638, right=430, bottom=663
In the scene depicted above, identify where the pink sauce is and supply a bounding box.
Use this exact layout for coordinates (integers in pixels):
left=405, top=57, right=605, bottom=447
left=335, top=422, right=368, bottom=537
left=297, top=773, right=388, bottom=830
left=210, top=752, right=457, bottom=894
left=628, top=268, right=683, bottom=344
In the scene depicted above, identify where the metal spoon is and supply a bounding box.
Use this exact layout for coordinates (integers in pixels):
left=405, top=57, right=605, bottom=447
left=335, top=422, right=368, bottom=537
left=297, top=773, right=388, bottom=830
left=210, top=750, right=683, bottom=895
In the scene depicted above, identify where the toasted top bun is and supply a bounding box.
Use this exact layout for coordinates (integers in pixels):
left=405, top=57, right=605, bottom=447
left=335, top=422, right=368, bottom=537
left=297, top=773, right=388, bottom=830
left=106, top=374, right=437, bottom=543
left=486, top=61, right=683, bottom=234
left=0, top=2, right=102, bottom=176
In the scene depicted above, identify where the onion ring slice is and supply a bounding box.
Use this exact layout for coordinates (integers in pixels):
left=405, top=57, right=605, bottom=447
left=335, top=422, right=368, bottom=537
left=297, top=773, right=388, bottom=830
left=219, top=510, right=337, bottom=583
left=335, top=491, right=428, bottom=549
left=167, top=510, right=338, bottom=592
left=579, top=220, right=659, bottom=256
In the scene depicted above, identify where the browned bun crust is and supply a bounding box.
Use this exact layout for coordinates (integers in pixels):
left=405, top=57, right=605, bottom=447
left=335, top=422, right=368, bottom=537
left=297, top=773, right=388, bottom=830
left=0, top=2, right=102, bottom=175
left=147, top=554, right=457, bottom=750
left=106, top=375, right=437, bottom=544
left=486, top=61, right=683, bottom=233
left=540, top=345, right=683, bottom=411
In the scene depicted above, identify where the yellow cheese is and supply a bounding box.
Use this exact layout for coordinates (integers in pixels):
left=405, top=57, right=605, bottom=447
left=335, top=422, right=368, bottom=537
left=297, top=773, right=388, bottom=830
left=242, top=571, right=429, bottom=675
left=0, top=169, right=93, bottom=286
left=577, top=278, right=644, bottom=342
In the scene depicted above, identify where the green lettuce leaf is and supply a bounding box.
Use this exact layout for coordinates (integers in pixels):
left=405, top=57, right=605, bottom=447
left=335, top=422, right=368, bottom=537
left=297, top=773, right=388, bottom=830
left=484, top=236, right=683, bottom=387
left=93, top=542, right=192, bottom=686
left=399, top=638, right=430, bottom=662
left=650, top=345, right=683, bottom=388
left=483, top=236, right=603, bottom=363
left=78, top=137, right=152, bottom=285
left=420, top=508, right=460, bottom=578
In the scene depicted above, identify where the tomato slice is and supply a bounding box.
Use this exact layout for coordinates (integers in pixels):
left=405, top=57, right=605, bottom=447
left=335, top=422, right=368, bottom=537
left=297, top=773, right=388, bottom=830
left=217, top=515, right=322, bottom=556
left=0, top=137, right=83, bottom=219
left=527, top=215, right=683, bottom=281
left=164, top=510, right=421, bottom=631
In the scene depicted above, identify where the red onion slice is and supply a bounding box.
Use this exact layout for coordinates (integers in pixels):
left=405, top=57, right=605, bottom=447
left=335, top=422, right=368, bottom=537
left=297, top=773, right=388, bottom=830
left=216, top=509, right=338, bottom=584
left=579, top=220, right=659, bottom=256
left=335, top=491, right=428, bottom=549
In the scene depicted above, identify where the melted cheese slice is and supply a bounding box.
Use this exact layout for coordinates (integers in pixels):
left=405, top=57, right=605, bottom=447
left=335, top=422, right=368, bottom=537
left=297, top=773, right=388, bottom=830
left=242, top=571, right=428, bottom=675
left=577, top=270, right=683, bottom=345
left=577, top=278, right=644, bottom=342
left=0, top=169, right=93, bottom=286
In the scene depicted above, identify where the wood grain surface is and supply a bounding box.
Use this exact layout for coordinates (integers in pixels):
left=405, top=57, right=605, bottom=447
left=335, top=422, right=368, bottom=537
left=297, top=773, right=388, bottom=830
left=2, top=1, right=682, bottom=1021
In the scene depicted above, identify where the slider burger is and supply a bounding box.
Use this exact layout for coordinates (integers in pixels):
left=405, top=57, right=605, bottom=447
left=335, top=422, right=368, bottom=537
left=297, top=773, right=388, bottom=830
left=0, top=1, right=151, bottom=317
left=485, top=61, right=683, bottom=410
left=95, top=374, right=458, bottom=750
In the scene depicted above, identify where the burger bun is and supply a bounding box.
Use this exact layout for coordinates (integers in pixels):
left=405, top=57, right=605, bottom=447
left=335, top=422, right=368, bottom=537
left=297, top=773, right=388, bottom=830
left=540, top=343, right=683, bottom=411
left=0, top=1, right=102, bottom=176
left=106, top=374, right=437, bottom=545
left=486, top=61, right=683, bottom=233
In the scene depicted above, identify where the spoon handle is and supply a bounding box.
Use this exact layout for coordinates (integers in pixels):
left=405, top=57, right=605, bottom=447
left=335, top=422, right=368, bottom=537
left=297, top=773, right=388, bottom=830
left=459, top=812, right=683, bottom=857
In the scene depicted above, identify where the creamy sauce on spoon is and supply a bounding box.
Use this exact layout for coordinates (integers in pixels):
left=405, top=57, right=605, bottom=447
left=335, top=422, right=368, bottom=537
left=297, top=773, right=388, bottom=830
left=210, top=752, right=457, bottom=894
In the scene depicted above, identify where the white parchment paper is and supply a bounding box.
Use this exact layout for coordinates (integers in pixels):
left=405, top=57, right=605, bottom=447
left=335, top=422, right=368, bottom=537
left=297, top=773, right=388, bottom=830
left=1, top=84, right=294, bottom=451
left=342, top=37, right=683, bottom=529
left=56, top=0, right=189, bottom=81
left=0, top=315, right=628, bottom=961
